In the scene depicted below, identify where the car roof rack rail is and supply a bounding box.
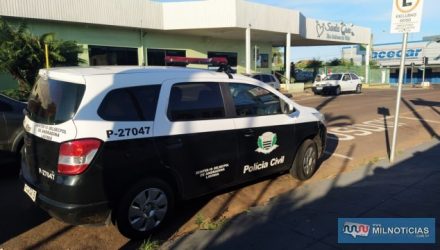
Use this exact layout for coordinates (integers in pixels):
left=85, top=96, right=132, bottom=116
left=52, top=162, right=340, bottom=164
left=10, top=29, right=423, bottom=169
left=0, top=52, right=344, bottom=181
left=216, top=63, right=233, bottom=79
left=164, top=56, right=233, bottom=79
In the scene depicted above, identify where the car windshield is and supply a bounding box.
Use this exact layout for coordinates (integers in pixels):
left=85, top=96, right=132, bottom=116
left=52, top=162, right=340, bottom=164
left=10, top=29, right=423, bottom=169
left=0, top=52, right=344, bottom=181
left=325, top=74, right=342, bottom=81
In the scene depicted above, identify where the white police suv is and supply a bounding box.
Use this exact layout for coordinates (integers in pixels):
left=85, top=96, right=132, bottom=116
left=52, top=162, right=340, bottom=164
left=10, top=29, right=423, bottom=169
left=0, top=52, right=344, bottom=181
left=21, top=66, right=326, bottom=239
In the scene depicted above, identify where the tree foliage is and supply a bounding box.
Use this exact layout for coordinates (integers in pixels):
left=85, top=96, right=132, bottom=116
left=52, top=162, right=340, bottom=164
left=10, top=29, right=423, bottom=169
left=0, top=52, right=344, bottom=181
left=305, top=58, right=323, bottom=77
left=327, top=58, right=342, bottom=66
left=0, top=17, right=84, bottom=98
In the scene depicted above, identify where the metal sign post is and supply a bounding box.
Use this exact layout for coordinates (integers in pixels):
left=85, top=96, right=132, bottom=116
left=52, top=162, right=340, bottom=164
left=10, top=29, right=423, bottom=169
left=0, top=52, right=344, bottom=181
left=390, top=32, right=408, bottom=162
left=389, top=0, right=424, bottom=162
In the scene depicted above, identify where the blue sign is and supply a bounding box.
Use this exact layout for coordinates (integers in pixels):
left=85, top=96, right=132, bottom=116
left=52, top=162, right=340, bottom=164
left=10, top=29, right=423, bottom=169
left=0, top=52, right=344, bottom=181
left=338, top=218, right=436, bottom=244
left=372, top=48, right=423, bottom=60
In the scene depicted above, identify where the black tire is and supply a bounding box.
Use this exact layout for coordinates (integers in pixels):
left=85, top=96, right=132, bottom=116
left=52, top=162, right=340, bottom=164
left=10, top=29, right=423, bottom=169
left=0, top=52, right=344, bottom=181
left=334, top=86, right=341, bottom=96
left=355, top=84, right=362, bottom=94
left=290, top=139, right=318, bottom=180
left=116, top=178, right=174, bottom=239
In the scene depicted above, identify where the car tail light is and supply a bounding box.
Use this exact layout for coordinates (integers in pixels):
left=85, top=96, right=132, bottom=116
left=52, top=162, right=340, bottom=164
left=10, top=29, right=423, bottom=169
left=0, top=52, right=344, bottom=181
left=58, top=139, right=102, bottom=175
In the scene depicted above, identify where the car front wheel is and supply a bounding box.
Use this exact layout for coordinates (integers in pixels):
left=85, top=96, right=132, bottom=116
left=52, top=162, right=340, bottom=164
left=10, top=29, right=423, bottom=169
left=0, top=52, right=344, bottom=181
left=334, top=86, right=341, bottom=96
left=116, top=178, right=174, bottom=239
left=290, top=139, right=318, bottom=180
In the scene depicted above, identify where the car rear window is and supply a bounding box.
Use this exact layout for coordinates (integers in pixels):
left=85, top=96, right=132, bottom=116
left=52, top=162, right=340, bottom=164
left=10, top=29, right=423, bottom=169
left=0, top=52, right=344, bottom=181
left=27, top=77, right=85, bottom=125
left=98, top=85, right=160, bottom=121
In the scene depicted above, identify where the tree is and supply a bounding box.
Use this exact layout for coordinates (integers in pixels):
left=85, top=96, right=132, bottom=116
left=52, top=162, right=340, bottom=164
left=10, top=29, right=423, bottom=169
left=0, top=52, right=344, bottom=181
left=0, top=17, right=84, bottom=97
left=327, top=58, right=342, bottom=66
left=306, top=58, right=323, bottom=78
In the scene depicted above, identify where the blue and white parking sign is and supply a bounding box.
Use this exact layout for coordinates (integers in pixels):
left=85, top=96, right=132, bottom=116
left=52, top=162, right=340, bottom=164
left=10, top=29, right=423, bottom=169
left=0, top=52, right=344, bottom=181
left=338, top=218, right=436, bottom=244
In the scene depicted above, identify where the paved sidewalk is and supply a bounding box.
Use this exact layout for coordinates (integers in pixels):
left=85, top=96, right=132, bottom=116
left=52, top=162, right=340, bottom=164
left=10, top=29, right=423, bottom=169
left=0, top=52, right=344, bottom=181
left=164, top=139, right=440, bottom=250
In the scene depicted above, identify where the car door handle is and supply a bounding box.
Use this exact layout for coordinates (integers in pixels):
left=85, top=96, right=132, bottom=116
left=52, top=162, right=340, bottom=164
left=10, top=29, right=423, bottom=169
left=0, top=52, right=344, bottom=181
left=243, top=129, right=255, bottom=137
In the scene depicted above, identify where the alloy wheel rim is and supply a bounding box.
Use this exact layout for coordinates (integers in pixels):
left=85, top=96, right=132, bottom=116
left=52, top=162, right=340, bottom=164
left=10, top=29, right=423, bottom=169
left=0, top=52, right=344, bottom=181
left=303, top=146, right=316, bottom=176
left=128, top=188, right=168, bottom=232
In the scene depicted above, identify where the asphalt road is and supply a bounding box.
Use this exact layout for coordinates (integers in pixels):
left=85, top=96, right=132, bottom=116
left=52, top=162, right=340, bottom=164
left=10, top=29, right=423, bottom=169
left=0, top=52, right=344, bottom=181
left=295, top=87, right=440, bottom=181
left=1, top=87, right=439, bottom=249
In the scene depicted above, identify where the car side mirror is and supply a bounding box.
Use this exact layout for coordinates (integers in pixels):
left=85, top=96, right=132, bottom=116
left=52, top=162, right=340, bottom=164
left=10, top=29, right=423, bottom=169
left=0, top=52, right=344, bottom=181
left=284, top=103, right=295, bottom=114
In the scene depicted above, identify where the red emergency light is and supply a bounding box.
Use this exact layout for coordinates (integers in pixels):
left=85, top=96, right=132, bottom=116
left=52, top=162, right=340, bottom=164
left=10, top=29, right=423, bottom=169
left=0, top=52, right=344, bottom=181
left=164, top=56, right=228, bottom=66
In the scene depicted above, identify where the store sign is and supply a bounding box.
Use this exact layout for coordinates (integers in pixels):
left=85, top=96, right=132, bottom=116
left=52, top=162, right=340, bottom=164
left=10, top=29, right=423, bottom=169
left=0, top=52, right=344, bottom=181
left=390, top=0, right=424, bottom=33
left=372, top=48, right=423, bottom=60
left=316, top=20, right=355, bottom=41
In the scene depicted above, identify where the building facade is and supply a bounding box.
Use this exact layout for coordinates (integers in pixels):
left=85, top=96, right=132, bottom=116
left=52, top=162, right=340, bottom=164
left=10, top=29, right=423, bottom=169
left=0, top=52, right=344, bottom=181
left=343, top=37, right=440, bottom=84
left=0, top=0, right=372, bottom=89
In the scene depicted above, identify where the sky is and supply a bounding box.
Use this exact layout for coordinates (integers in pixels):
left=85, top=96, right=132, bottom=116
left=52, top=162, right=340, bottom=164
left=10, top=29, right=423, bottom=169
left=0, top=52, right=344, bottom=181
left=158, top=0, right=439, bottom=62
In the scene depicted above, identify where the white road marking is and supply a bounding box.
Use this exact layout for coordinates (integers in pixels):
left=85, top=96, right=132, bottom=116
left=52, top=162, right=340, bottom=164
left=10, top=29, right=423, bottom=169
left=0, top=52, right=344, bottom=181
left=399, top=116, right=440, bottom=124
left=324, top=151, right=354, bottom=160
left=326, top=107, right=437, bottom=143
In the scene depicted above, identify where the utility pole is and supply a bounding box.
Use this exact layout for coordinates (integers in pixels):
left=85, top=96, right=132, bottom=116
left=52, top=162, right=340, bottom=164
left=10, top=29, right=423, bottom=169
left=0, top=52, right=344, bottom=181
left=422, top=56, right=428, bottom=83
left=45, top=43, right=50, bottom=69
left=410, top=62, right=415, bottom=87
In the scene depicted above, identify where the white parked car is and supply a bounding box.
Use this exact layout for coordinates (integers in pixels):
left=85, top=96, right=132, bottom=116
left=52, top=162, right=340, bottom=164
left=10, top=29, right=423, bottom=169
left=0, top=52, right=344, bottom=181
left=244, top=73, right=280, bottom=90
left=312, top=73, right=362, bottom=95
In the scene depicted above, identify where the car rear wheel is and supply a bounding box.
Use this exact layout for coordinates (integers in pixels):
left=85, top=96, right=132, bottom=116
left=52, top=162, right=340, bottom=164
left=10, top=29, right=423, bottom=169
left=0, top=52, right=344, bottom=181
left=356, top=84, right=362, bottom=94
left=290, top=139, right=318, bottom=180
left=116, top=178, right=174, bottom=239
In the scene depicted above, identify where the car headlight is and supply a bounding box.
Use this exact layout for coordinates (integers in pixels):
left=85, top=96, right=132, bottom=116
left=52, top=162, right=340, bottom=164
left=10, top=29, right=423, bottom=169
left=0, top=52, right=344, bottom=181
left=312, top=112, right=325, bottom=123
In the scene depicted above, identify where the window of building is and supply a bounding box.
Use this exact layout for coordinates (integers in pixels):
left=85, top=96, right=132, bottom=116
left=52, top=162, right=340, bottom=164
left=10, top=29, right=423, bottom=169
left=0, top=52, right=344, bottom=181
left=228, top=83, right=282, bottom=117
left=89, top=45, right=138, bottom=66
left=98, top=85, right=160, bottom=121
left=257, top=53, right=269, bottom=68
left=167, top=82, right=225, bottom=121
left=147, top=49, right=186, bottom=66
left=207, top=52, right=238, bottom=66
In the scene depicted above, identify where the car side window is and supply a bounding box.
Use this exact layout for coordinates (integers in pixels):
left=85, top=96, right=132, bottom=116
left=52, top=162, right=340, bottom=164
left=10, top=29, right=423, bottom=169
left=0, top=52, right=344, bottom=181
left=252, top=75, right=262, bottom=81
left=270, top=75, right=277, bottom=82
left=0, top=100, right=13, bottom=112
left=168, top=82, right=225, bottom=121
left=261, top=74, right=272, bottom=83
left=228, top=83, right=283, bottom=117
left=343, top=74, right=351, bottom=81
left=350, top=74, right=359, bottom=80
left=98, top=85, right=160, bottom=121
